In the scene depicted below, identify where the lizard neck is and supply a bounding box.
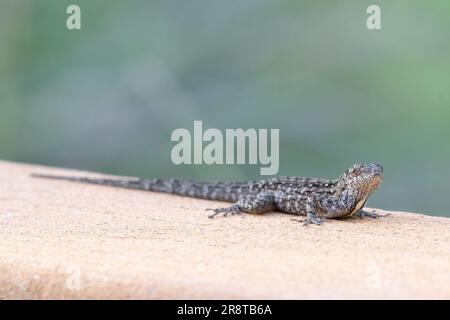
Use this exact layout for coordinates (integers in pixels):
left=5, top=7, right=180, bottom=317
left=334, top=179, right=365, bottom=211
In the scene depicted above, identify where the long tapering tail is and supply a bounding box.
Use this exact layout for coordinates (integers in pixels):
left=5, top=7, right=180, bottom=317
left=31, top=173, right=245, bottom=202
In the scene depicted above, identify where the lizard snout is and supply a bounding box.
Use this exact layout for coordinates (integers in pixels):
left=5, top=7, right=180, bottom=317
left=368, top=163, right=383, bottom=176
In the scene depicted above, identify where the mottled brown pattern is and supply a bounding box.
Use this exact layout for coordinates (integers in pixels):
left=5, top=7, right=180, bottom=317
left=32, top=163, right=383, bottom=225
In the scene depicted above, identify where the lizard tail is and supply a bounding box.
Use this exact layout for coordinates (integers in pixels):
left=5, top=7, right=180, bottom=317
left=31, top=174, right=242, bottom=202
left=31, top=173, right=148, bottom=190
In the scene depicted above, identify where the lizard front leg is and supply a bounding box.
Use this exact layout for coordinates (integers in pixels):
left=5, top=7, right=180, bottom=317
left=207, top=192, right=276, bottom=218
left=301, top=197, right=326, bottom=226
left=355, top=209, right=390, bottom=219
left=273, top=192, right=325, bottom=225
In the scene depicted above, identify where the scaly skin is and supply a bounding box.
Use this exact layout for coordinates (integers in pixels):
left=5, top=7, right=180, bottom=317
left=32, top=162, right=384, bottom=225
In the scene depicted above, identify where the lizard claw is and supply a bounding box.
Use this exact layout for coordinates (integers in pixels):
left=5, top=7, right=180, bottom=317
left=296, top=212, right=324, bottom=226
left=356, top=209, right=390, bottom=219
left=303, top=217, right=324, bottom=226
left=206, top=205, right=241, bottom=218
left=368, top=210, right=379, bottom=219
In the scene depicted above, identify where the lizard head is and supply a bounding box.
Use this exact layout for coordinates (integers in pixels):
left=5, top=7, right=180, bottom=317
left=337, top=163, right=383, bottom=199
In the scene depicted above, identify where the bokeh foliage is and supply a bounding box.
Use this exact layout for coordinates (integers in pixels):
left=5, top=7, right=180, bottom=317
left=1, top=1, right=450, bottom=216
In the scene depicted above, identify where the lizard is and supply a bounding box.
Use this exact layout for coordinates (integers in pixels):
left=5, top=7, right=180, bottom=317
left=31, top=162, right=384, bottom=225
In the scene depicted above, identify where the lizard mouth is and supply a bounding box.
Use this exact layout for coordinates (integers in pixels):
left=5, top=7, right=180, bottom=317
left=368, top=163, right=383, bottom=176
left=373, top=172, right=383, bottom=181
left=366, top=163, right=383, bottom=186
left=369, top=175, right=382, bottom=192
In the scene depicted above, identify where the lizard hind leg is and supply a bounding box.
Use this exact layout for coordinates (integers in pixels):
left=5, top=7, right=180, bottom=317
left=206, top=204, right=241, bottom=218
left=207, top=192, right=276, bottom=219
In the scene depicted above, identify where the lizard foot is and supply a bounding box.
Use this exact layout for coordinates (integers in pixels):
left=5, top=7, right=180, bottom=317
left=356, top=209, right=390, bottom=219
left=303, top=217, right=324, bottom=226
left=206, top=204, right=241, bottom=219
left=293, top=212, right=324, bottom=226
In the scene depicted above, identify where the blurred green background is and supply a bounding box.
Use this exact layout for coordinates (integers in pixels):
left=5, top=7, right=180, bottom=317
left=1, top=1, right=449, bottom=216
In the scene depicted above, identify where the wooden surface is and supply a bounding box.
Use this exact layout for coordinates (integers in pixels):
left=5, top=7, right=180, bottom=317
left=0, top=160, right=449, bottom=299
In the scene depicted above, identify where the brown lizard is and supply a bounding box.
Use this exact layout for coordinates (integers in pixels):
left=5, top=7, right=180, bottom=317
left=32, top=162, right=384, bottom=225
